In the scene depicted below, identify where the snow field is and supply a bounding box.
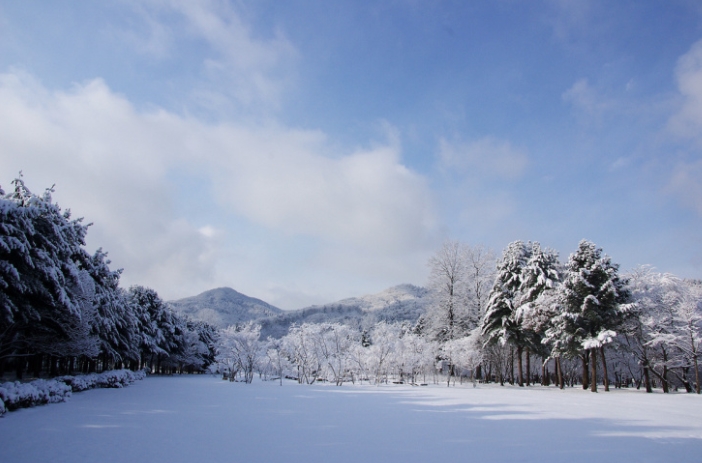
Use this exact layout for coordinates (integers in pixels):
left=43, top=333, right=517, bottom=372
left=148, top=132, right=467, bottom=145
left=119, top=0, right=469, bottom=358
left=1, top=375, right=701, bottom=463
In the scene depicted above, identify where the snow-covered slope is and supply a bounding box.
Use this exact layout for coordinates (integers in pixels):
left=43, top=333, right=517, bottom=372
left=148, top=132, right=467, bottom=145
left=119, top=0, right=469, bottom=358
left=169, top=287, right=282, bottom=328
left=258, top=284, right=430, bottom=339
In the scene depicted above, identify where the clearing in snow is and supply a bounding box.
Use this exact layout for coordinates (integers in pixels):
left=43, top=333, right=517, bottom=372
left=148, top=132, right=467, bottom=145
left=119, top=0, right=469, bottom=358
left=1, top=375, right=701, bottom=462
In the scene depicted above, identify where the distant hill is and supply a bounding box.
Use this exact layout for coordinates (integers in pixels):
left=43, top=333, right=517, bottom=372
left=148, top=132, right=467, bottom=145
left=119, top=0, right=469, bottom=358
left=258, top=284, right=431, bottom=339
left=169, top=287, right=283, bottom=328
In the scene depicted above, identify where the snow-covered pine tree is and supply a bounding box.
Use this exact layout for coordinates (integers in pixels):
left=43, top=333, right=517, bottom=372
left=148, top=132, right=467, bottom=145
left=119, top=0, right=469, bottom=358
left=81, top=248, right=140, bottom=369
left=129, top=286, right=168, bottom=372
left=515, top=243, right=563, bottom=386
left=0, top=177, right=92, bottom=375
left=481, top=240, right=532, bottom=386
left=551, top=240, right=629, bottom=392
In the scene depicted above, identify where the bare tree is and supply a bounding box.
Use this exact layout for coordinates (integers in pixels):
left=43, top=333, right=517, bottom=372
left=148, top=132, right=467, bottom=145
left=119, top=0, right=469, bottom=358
left=464, top=245, right=496, bottom=329
left=426, top=240, right=470, bottom=343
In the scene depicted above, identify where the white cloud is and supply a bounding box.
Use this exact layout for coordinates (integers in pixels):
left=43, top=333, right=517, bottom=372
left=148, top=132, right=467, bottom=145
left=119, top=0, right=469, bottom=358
left=544, top=0, right=594, bottom=43
left=562, top=78, right=615, bottom=115
left=122, top=0, right=298, bottom=111
left=664, top=39, right=702, bottom=218
left=668, top=39, right=702, bottom=143
left=0, top=70, right=436, bottom=305
left=667, top=160, right=702, bottom=216
left=438, top=136, right=528, bottom=180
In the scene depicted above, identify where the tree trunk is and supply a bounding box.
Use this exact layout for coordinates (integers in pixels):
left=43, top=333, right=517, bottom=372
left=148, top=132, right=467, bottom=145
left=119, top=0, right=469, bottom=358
left=661, top=348, right=670, bottom=393
left=50, top=355, right=59, bottom=377
left=599, top=346, right=609, bottom=392
left=15, top=355, right=25, bottom=380
left=541, top=358, right=547, bottom=386
left=556, top=357, right=564, bottom=390
left=581, top=354, right=589, bottom=390
left=525, top=348, right=531, bottom=386
left=517, top=345, right=524, bottom=387
left=32, top=354, right=42, bottom=378
left=643, top=364, right=652, bottom=393
left=590, top=348, right=597, bottom=393
left=694, top=355, right=700, bottom=394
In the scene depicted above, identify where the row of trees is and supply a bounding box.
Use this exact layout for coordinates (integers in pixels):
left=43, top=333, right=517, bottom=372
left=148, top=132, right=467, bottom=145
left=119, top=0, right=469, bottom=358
left=215, top=239, right=701, bottom=394
left=440, top=239, right=702, bottom=393
left=0, top=177, right=217, bottom=379
left=217, top=321, right=443, bottom=386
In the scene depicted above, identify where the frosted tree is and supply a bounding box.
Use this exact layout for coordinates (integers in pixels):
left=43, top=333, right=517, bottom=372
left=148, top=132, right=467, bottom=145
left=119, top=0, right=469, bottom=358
left=442, top=328, right=483, bottom=385
left=673, top=280, right=702, bottom=393
left=621, top=267, right=680, bottom=392
left=464, top=245, right=497, bottom=328
left=368, top=322, right=400, bottom=384
left=217, top=322, right=263, bottom=383
left=282, top=323, right=321, bottom=384
left=395, top=330, right=437, bottom=384
left=426, top=240, right=470, bottom=343
left=266, top=337, right=292, bottom=385
left=310, top=323, right=358, bottom=385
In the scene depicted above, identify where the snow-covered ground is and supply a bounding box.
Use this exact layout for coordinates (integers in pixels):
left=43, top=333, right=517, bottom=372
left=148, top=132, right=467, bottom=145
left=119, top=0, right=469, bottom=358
left=1, top=375, right=701, bottom=462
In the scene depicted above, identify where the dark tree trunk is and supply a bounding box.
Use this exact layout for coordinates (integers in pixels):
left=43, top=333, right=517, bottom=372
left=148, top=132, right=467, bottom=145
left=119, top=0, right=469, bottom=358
left=525, top=348, right=531, bottom=386
left=556, top=357, right=564, bottom=390
left=590, top=348, right=597, bottom=392
left=600, top=346, right=609, bottom=392
left=643, top=364, right=652, bottom=393
left=50, top=355, right=59, bottom=377
left=581, top=354, right=589, bottom=390
left=32, top=354, right=42, bottom=378
left=15, top=355, right=25, bottom=380
left=517, top=345, right=524, bottom=387
left=662, top=348, right=670, bottom=393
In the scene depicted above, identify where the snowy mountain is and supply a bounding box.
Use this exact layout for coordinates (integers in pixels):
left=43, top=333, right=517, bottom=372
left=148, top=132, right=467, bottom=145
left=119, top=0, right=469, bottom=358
left=169, top=287, right=283, bottom=328
left=258, top=284, right=431, bottom=339
left=170, top=284, right=431, bottom=336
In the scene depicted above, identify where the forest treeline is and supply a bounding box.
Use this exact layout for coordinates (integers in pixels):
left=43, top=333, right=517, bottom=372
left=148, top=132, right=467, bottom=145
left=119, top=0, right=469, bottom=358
left=217, top=241, right=702, bottom=394
left=2, top=177, right=701, bottom=394
left=0, top=177, right=217, bottom=379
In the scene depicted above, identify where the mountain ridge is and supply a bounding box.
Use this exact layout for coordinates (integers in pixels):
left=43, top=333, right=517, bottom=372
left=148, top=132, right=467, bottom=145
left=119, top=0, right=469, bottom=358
left=169, top=284, right=430, bottom=337
left=169, top=287, right=283, bottom=328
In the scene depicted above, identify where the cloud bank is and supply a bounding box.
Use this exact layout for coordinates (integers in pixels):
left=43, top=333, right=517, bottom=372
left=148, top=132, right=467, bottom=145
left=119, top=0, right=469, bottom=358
left=0, top=70, right=436, bottom=307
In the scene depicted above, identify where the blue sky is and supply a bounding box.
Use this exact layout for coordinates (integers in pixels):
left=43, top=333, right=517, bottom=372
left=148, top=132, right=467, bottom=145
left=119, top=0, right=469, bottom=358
left=2, top=0, right=702, bottom=309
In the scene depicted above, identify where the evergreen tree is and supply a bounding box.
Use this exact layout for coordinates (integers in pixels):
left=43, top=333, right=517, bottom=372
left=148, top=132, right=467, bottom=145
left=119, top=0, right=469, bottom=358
left=516, top=243, right=563, bottom=385
left=481, top=240, right=532, bottom=386
left=0, top=177, right=91, bottom=365
left=548, top=240, right=629, bottom=392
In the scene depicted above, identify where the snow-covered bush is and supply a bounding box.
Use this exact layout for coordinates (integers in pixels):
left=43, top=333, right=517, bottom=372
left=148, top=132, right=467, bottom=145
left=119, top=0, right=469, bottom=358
left=58, top=369, right=147, bottom=392
left=96, top=369, right=139, bottom=388
left=0, top=379, right=72, bottom=411
left=56, top=373, right=99, bottom=392
left=0, top=369, right=147, bottom=416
